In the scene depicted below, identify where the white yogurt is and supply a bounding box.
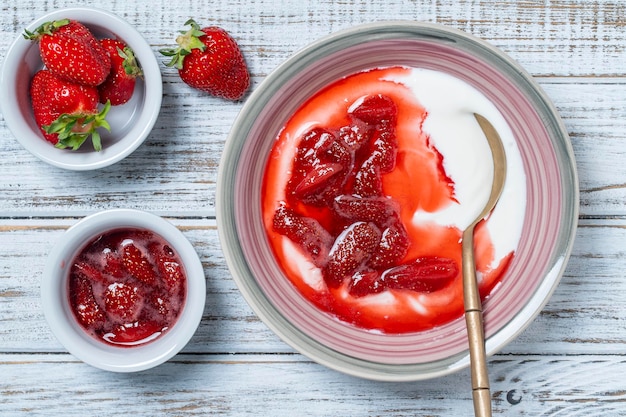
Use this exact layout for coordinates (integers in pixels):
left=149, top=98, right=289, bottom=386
left=385, top=68, right=526, bottom=268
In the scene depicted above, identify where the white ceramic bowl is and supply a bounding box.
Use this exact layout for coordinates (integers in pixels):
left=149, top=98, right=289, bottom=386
left=217, top=21, right=579, bottom=381
left=42, top=209, right=206, bottom=372
left=0, top=7, right=162, bottom=170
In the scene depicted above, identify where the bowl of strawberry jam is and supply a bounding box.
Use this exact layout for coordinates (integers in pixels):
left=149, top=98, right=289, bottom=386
left=217, top=21, right=578, bottom=381
left=42, top=209, right=206, bottom=372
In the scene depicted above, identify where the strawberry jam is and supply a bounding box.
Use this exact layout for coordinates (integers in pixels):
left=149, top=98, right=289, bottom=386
left=68, top=228, right=186, bottom=347
left=262, top=67, right=514, bottom=334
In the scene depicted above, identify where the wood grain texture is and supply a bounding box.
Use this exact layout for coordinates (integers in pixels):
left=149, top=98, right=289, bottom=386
left=1, top=0, right=625, bottom=415
left=1, top=354, right=625, bottom=416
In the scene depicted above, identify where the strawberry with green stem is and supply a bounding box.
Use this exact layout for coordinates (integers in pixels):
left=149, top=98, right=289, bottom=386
left=160, top=19, right=250, bottom=100
left=24, top=19, right=111, bottom=86
left=99, top=38, right=143, bottom=105
left=30, top=69, right=111, bottom=151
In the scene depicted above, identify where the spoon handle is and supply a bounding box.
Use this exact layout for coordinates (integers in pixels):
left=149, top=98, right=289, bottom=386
left=462, top=226, right=492, bottom=417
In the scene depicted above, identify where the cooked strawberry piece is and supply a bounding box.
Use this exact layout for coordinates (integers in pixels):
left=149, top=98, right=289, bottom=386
left=368, top=128, right=398, bottom=173
left=287, top=127, right=354, bottom=206
left=71, top=261, right=107, bottom=284
left=352, top=156, right=383, bottom=197
left=291, top=173, right=346, bottom=207
left=103, top=282, right=143, bottom=322
left=289, top=129, right=330, bottom=199
left=323, top=222, right=381, bottom=288
left=339, top=122, right=372, bottom=152
left=298, top=127, right=336, bottom=161
left=273, top=205, right=333, bottom=267
left=91, top=230, right=125, bottom=252
left=347, top=270, right=384, bottom=297
left=148, top=289, right=172, bottom=319
left=160, top=261, right=184, bottom=291
left=294, top=162, right=344, bottom=198
left=294, top=128, right=352, bottom=172
left=368, top=220, right=410, bottom=270
left=99, top=39, right=142, bottom=105
left=103, top=251, right=125, bottom=279
left=105, top=320, right=163, bottom=345
left=332, top=195, right=399, bottom=228
left=382, top=257, right=459, bottom=293
left=150, top=242, right=186, bottom=291
left=122, top=243, right=156, bottom=285
left=322, top=137, right=352, bottom=167
left=349, top=94, right=398, bottom=126
left=69, top=274, right=105, bottom=328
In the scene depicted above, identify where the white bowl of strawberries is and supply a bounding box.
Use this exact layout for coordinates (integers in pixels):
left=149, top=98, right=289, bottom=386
left=0, top=7, right=162, bottom=170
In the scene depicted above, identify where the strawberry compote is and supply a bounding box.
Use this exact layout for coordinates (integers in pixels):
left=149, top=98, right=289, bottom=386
left=68, top=228, right=186, bottom=346
left=262, top=66, right=515, bottom=334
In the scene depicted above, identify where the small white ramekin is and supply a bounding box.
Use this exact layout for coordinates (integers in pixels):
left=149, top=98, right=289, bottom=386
left=42, top=209, right=206, bottom=372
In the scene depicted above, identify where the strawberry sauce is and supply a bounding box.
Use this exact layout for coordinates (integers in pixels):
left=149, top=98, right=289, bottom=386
left=68, top=228, right=186, bottom=346
left=262, top=67, right=513, bottom=334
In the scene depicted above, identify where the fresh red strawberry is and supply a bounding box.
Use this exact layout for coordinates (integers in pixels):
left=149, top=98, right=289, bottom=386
left=160, top=19, right=249, bottom=100
left=382, top=257, right=459, bottom=293
left=98, top=39, right=142, bottom=105
left=24, top=19, right=111, bottom=86
left=103, top=282, right=143, bottom=322
left=323, top=222, right=381, bottom=288
left=69, top=273, right=106, bottom=327
left=273, top=205, right=333, bottom=267
left=106, top=320, right=163, bottom=345
left=29, top=69, right=111, bottom=150
left=121, top=243, right=156, bottom=285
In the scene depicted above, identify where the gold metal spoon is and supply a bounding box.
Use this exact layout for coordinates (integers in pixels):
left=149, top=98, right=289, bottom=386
left=462, top=114, right=507, bottom=417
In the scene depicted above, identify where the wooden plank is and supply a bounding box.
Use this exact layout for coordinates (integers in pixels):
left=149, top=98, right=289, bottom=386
left=1, top=0, right=624, bottom=76
left=0, top=353, right=624, bottom=415
left=1, top=218, right=624, bottom=356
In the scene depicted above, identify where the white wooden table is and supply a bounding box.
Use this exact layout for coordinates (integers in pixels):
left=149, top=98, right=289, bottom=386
left=1, top=0, right=625, bottom=415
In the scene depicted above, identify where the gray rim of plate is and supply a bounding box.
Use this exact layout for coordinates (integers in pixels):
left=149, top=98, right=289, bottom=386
left=216, top=21, right=579, bottom=381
